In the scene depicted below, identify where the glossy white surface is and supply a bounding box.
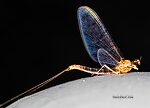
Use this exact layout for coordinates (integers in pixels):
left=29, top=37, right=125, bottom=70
left=7, top=72, right=150, bottom=108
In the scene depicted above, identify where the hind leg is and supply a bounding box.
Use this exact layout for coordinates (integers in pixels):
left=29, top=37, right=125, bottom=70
left=98, top=65, right=119, bottom=74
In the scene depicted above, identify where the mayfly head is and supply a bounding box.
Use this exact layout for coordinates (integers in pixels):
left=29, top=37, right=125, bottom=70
left=133, top=57, right=141, bottom=65
left=132, top=57, right=141, bottom=70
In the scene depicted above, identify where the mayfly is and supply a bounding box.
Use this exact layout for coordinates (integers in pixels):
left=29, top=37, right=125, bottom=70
left=0, top=6, right=141, bottom=107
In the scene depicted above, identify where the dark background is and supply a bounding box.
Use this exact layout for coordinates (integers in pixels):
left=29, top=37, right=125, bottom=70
left=1, top=0, right=150, bottom=106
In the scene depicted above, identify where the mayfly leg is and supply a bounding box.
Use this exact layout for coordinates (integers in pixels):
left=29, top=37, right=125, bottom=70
left=98, top=65, right=119, bottom=74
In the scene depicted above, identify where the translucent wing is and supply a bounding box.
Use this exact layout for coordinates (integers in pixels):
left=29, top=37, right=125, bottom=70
left=97, top=48, right=118, bottom=67
left=77, top=6, right=123, bottom=63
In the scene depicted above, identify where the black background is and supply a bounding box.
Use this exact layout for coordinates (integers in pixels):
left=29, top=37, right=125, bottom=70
left=1, top=0, right=150, bottom=106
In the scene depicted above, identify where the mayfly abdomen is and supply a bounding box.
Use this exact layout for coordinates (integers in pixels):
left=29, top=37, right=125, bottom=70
left=68, top=64, right=111, bottom=74
left=80, top=65, right=99, bottom=71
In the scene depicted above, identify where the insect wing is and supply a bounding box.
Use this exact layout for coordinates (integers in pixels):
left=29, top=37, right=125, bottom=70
left=97, top=48, right=118, bottom=67
left=77, top=6, right=123, bottom=63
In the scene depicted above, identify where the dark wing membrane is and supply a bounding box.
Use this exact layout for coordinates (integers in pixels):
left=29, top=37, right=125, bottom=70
left=77, top=6, right=123, bottom=63
left=97, top=48, right=118, bottom=67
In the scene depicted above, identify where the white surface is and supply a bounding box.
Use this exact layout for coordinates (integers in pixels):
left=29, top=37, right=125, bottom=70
left=7, top=72, right=150, bottom=108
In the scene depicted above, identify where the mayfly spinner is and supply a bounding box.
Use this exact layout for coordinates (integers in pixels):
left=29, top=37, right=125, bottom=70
left=0, top=6, right=141, bottom=107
